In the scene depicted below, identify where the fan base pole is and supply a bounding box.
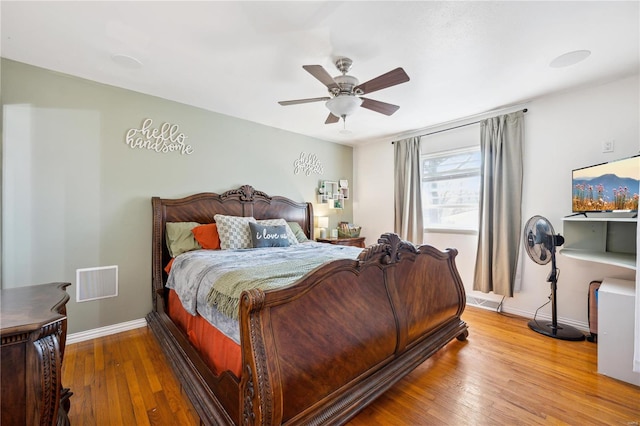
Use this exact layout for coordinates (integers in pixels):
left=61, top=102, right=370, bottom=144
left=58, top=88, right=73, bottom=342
left=528, top=320, right=585, bottom=341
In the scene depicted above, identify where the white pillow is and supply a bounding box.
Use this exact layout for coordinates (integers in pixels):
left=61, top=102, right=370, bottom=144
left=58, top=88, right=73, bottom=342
left=257, top=219, right=299, bottom=246
left=214, top=214, right=257, bottom=249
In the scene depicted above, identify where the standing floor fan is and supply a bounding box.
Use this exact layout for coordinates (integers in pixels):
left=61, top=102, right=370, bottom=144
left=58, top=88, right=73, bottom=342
left=524, top=215, right=585, bottom=341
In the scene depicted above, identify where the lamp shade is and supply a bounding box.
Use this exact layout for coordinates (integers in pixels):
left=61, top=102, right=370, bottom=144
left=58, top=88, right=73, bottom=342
left=326, top=95, right=362, bottom=117
left=317, top=216, right=329, bottom=229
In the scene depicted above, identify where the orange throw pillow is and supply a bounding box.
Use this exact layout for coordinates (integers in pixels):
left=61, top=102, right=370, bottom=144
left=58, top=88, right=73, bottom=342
left=164, top=258, right=174, bottom=274
left=191, top=223, right=221, bottom=250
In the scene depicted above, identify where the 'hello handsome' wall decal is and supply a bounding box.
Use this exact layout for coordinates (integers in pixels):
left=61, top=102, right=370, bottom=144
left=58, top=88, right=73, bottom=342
left=125, top=118, right=194, bottom=155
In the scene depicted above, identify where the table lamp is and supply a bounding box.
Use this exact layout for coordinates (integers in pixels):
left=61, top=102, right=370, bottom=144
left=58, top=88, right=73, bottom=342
left=317, top=216, right=329, bottom=238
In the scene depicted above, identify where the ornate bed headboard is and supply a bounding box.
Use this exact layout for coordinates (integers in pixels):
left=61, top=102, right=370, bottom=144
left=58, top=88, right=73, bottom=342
left=151, top=185, right=313, bottom=308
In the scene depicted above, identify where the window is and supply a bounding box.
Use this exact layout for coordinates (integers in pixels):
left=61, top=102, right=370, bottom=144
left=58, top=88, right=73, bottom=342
left=422, top=147, right=481, bottom=232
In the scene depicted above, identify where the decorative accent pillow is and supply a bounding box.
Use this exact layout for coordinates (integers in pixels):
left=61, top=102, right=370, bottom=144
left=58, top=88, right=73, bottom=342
left=166, top=222, right=201, bottom=257
left=164, top=258, right=174, bottom=274
left=249, top=223, right=290, bottom=248
left=214, top=214, right=257, bottom=250
left=256, top=219, right=298, bottom=246
left=191, top=223, right=221, bottom=250
left=287, top=221, right=310, bottom=243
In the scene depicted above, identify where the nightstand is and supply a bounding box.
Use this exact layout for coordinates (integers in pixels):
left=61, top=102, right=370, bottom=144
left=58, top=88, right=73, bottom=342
left=317, top=237, right=365, bottom=248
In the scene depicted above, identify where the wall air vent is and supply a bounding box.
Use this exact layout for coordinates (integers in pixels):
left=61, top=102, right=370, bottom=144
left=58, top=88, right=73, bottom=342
left=466, top=295, right=502, bottom=312
left=76, top=265, right=118, bottom=302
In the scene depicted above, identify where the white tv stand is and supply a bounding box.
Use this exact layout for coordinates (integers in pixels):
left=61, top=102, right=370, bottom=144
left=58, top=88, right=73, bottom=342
left=559, top=214, right=637, bottom=270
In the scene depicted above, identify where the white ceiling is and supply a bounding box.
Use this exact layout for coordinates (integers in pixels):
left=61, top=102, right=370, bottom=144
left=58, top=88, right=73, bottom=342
left=1, top=1, right=639, bottom=146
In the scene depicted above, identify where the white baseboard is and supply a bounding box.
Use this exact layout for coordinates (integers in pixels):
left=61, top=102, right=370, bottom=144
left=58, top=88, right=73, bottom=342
left=66, top=318, right=147, bottom=345
left=500, top=306, right=589, bottom=332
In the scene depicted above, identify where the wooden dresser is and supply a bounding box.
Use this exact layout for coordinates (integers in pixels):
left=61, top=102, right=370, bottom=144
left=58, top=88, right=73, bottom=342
left=317, top=237, right=366, bottom=248
left=1, top=282, right=72, bottom=426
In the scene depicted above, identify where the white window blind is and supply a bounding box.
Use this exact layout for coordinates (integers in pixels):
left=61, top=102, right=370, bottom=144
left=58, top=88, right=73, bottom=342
left=422, top=147, right=481, bottom=232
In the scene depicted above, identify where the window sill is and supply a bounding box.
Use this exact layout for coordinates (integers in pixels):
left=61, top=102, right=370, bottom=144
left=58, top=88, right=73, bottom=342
left=424, top=228, right=478, bottom=236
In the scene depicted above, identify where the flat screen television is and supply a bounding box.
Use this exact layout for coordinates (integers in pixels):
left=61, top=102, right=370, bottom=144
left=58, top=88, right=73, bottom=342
left=572, top=154, right=640, bottom=213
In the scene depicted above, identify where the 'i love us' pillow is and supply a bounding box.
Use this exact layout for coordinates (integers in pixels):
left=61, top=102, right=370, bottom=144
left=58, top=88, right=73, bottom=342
left=248, top=223, right=290, bottom=248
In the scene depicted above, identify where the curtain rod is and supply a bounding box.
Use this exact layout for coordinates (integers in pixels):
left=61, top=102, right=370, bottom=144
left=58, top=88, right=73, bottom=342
left=392, top=108, right=528, bottom=144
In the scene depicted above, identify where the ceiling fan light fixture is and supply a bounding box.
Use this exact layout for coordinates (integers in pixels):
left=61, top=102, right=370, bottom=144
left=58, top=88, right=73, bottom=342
left=279, top=57, right=409, bottom=125
left=326, top=95, right=362, bottom=118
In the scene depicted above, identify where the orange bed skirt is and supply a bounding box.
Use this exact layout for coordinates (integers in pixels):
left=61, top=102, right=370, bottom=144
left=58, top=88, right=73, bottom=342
left=167, top=289, right=242, bottom=377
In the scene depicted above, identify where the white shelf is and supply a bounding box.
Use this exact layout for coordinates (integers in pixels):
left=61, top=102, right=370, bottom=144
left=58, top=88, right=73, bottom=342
left=563, top=215, right=636, bottom=222
left=561, top=216, right=637, bottom=270
left=559, top=248, right=636, bottom=270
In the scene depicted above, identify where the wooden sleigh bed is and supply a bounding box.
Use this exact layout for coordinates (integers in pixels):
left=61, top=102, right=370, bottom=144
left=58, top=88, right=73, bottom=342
left=146, top=184, right=468, bottom=425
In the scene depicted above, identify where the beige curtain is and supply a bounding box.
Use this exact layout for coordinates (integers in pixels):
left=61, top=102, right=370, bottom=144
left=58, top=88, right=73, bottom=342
left=473, top=111, right=524, bottom=296
left=394, top=137, right=424, bottom=244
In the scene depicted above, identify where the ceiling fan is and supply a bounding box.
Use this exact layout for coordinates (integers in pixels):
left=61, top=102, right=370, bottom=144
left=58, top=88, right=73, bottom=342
left=278, top=57, right=410, bottom=125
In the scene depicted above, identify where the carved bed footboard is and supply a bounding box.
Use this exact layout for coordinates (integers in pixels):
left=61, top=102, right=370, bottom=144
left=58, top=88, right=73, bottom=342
left=239, top=233, right=467, bottom=425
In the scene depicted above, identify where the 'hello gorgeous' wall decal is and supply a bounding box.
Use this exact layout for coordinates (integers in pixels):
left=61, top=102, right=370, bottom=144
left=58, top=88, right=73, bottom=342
left=293, top=152, right=323, bottom=176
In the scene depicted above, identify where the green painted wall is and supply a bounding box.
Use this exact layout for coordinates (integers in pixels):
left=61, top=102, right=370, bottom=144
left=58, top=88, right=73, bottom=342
left=1, top=59, right=353, bottom=333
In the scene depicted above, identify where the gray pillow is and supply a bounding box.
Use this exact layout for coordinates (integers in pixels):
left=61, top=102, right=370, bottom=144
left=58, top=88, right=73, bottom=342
left=256, top=218, right=299, bottom=245
left=287, top=221, right=310, bottom=243
left=249, top=223, right=290, bottom=248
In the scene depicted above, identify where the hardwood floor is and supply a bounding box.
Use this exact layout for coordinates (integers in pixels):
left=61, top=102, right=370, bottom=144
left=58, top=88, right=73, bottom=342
left=349, top=308, right=639, bottom=425
left=62, top=307, right=640, bottom=425
left=63, top=327, right=200, bottom=425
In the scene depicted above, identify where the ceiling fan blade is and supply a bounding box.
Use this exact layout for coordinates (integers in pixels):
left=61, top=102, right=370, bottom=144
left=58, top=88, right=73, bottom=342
left=325, top=112, right=340, bottom=124
left=355, top=67, right=410, bottom=95
left=278, top=97, right=330, bottom=106
left=303, top=65, right=340, bottom=91
left=360, top=97, right=400, bottom=116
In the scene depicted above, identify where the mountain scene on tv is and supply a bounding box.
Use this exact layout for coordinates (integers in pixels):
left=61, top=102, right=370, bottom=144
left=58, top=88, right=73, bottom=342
left=573, top=173, right=639, bottom=212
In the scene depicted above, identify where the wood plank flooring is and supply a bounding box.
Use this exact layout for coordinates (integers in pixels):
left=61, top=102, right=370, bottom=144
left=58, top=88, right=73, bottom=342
left=63, top=327, right=200, bottom=424
left=62, top=307, right=640, bottom=425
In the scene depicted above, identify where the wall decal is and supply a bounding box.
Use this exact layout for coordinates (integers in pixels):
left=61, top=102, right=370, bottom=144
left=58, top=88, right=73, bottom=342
left=125, top=118, right=194, bottom=155
left=293, top=152, right=324, bottom=176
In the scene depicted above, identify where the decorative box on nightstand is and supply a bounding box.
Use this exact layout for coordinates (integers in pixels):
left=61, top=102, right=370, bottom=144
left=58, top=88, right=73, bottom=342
left=317, top=237, right=366, bottom=248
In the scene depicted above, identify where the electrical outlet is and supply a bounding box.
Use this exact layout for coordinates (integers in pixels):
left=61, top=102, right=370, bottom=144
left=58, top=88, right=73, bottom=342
left=602, top=140, right=615, bottom=153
